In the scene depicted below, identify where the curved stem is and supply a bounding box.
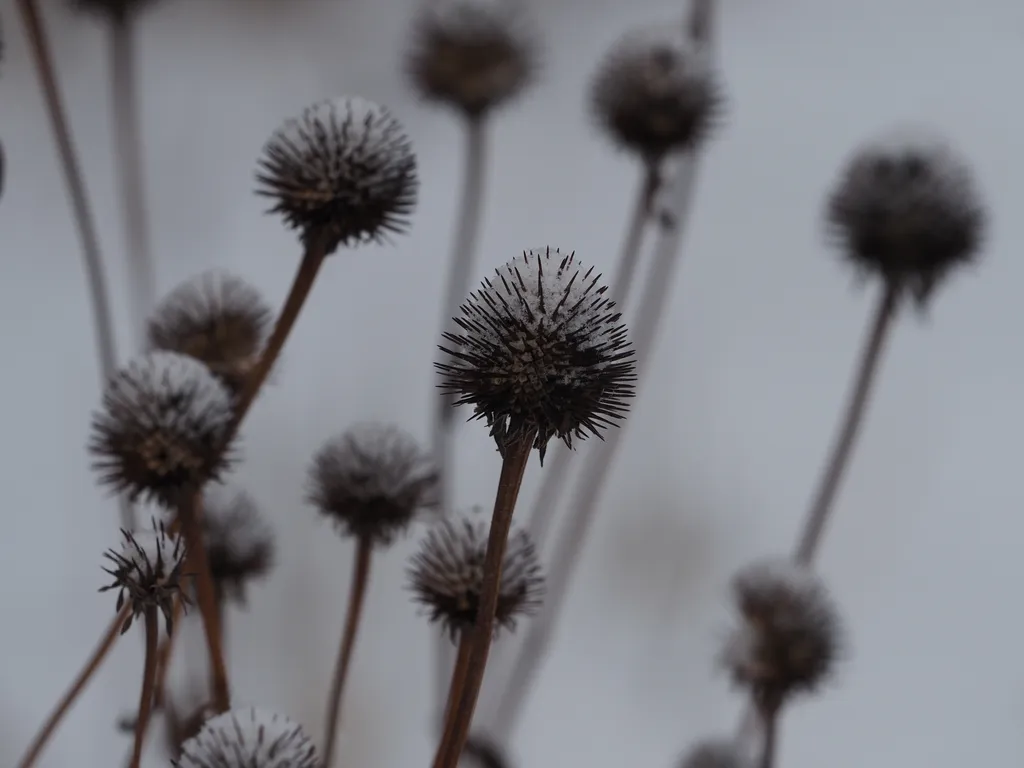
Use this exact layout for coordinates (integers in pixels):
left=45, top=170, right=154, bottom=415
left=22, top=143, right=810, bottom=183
left=129, top=607, right=159, bottom=768
left=321, top=536, right=374, bottom=768
left=17, top=603, right=131, bottom=768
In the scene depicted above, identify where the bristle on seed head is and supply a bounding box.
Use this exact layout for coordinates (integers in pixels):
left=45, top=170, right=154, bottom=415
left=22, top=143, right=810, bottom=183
left=202, top=491, right=275, bottom=607
left=173, top=707, right=318, bottom=768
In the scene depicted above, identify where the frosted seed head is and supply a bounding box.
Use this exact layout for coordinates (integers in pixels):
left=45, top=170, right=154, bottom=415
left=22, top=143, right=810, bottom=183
left=436, top=247, right=637, bottom=459
left=202, top=491, right=275, bottom=608
left=255, top=96, right=419, bottom=254
left=407, top=515, right=544, bottom=641
left=89, top=351, right=237, bottom=509
left=405, top=0, right=539, bottom=116
left=173, top=707, right=318, bottom=768
left=826, top=127, right=986, bottom=307
left=678, top=738, right=750, bottom=768
left=308, top=423, right=440, bottom=546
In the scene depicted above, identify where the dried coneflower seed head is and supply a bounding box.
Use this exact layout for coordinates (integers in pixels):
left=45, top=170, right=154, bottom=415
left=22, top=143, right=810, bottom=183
left=148, top=271, right=273, bottom=397
left=408, top=516, right=544, bottom=641
left=100, top=522, right=189, bottom=635
left=308, top=423, right=440, bottom=546
left=405, top=0, right=538, bottom=117
left=722, top=559, right=841, bottom=707
left=89, top=351, right=237, bottom=508
left=174, top=707, right=318, bottom=768
left=437, top=247, right=637, bottom=460
left=826, top=128, right=986, bottom=307
left=678, top=739, right=749, bottom=768
left=255, top=96, right=419, bottom=255
left=202, top=491, right=275, bottom=607
left=590, top=26, right=721, bottom=161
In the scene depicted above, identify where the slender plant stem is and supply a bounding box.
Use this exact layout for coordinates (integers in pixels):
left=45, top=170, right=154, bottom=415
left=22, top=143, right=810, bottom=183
left=492, top=156, right=703, bottom=738
left=322, top=536, right=374, bottom=768
left=129, top=607, right=159, bottom=768
left=756, top=701, right=780, bottom=768
left=177, top=490, right=231, bottom=712
left=17, top=0, right=134, bottom=531
left=441, top=632, right=474, bottom=733
left=152, top=596, right=184, bottom=710
left=432, top=114, right=489, bottom=718
left=793, top=281, right=898, bottom=564
left=17, top=603, right=131, bottom=768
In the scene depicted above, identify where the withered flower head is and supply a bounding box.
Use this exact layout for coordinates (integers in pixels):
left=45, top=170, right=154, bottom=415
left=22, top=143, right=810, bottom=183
left=202, top=491, right=275, bottom=607
left=308, top=423, right=440, bottom=546
left=174, top=707, right=318, bottom=768
left=407, top=516, right=544, bottom=641
left=147, top=271, right=273, bottom=397
left=255, top=96, right=419, bottom=255
left=721, top=559, right=841, bottom=707
left=89, top=351, right=237, bottom=508
left=678, top=739, right=749, bottom=768
left=405, top=0, right=538, bottom=117
left=826, top=128, right=986, bottom=307
left=590, top=25, right=722, bottom=161
left=100, top=522, right=188, bottom=635
left=436, top=247, right=637, bottom=460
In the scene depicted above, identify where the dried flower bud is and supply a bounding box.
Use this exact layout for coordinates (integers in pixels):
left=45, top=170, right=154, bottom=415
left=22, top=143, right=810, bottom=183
left=408, top=516, right=544, bottom=641
left=202, top=491, right=275, bottom=607
left=308, top=423, right=440, bottom=546
left=722, top=559, right=841, bottom=707
left=437, top=247, right=636, bottom=460
left=148, top=271, right=273, bottom=397
left=100, top=522, right=188, bottom=635
left=678, top=739, right=749, bottom=768
left=590, top=26, right=721, bottom=161
left=89, top=351, right=237, bottom=508
left=826, top=129, right=986, bottom=306
left=255, top=96, right=419, bottom=255
left=405, top=0, right=538, bottom=117
left=174, top=707, right=318, bottom=768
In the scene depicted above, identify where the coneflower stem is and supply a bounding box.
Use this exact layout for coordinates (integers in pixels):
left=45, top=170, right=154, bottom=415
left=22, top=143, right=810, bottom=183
left=152, top=596, right=184, bottom=710
left=177, top=491, right=231, bottom=712
left=794, top=280, right=898, bottom=565
left=756, top=700, right=780, bottom=768
left=440, top=632, right=474, bottom=735
left=17, top=0, right=133, bottom=531
left=322, top=535, right=374, bottom=768
left=17, top=603, right=131, bottom=768
left=432, top=433, right=535, bottom=768
left=129, top=607, right=159, bottom=768
left=432, top=114, right=489, bottom=718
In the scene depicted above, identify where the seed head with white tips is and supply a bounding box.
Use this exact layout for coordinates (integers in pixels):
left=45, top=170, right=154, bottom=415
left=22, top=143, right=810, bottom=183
left=174, top=707, right=318, bottom=768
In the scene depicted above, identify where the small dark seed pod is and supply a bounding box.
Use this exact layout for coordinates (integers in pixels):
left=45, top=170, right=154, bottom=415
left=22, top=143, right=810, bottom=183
left=202, top=491, right=275, bottom=607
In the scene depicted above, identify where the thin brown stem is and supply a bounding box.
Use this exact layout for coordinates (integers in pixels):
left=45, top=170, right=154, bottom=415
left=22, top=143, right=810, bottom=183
left=432, top=434, right=535, bottom=768
left=17, top=603, right=131, bottom=768
left=129, top=607, right=159, bottom=768
left=441, top=632, right=474, bottom=738
left=152, top=597, right=184, bottom=710
left=17, top=0, right=133, bottom=530
left=756, top=700, right=780, bottom=768
left=794, top=281, right=898, bottom=564
left=322, top=536, right=374, bottom=768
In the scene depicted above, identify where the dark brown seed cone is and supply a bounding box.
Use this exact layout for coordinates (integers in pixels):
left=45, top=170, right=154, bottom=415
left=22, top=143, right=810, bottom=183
left=202, top=491, right=275, bottom=607
left=174, top=708, right=319, bottom=768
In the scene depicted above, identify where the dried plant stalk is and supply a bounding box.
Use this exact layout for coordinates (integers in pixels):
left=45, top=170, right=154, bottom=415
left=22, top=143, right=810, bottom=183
left=128, top=606, right=160, bottom=768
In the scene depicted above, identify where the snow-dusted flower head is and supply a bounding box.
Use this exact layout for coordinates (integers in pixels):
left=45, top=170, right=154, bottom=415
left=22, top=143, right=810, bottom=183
left=408, top=515, right=544, bottom=641
left=405, top=0, right=538, bottom=116
left=255, top=96, right=419, bottom=255
left=678, top=738, right=749, bottom=768
left=174, top=707, right=318, bottom=768
left=202, top=490, right=275, bottom=607
left=100, top=522, right=187, bottom=635
left=308, top=423, right=440, bottom=546
left=826, top=128, right=986, bottom=307
left=147, top=271, right=273, bottom=396
left=722, top=559, right=841, bottom=707
left=89, top=351, right=237, bottom=508
left=437, top=247, right=636, bottom=459
left=590, top=25, right=722, bottom=161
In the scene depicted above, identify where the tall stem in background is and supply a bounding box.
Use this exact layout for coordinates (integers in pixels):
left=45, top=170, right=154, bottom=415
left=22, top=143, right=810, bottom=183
left=128, top=607, right=159, bottom=768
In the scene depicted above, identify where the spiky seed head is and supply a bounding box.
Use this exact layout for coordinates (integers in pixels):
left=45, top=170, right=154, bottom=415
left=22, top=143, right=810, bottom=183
left=147, top=271, right=273, bottom=397
left=722, top=559, right=842, bottom=707
left=100, top=522, right=189, bottom=635
left=89, top=351, right=237, bottom=508
left=405, top=0, right=538, bottom=117
left=678, top=739, right=750, bottom=768
left=826, top=128, right=986, bottom=307
left=407, top=516, right=544, bottom=641
left=308, top=423, right=440, bottom=546
left=255, top=96, right=419, bottom=255
left=436, top=247, right=637, bottom=460
left=173, top=707, right=318, bottom=768
left=202, top=491, right=275, bottom=607
left=590, top=25, right=722, bottom=161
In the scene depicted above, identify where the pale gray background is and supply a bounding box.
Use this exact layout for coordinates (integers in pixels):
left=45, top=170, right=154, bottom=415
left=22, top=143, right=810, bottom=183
left=1, top=0, right=1021, bottom=765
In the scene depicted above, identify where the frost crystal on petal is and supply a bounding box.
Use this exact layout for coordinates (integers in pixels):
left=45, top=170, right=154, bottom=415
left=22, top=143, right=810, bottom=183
left=436, top=247, right=636, bottom=459
left=174, top=707, right=318, bottom=768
